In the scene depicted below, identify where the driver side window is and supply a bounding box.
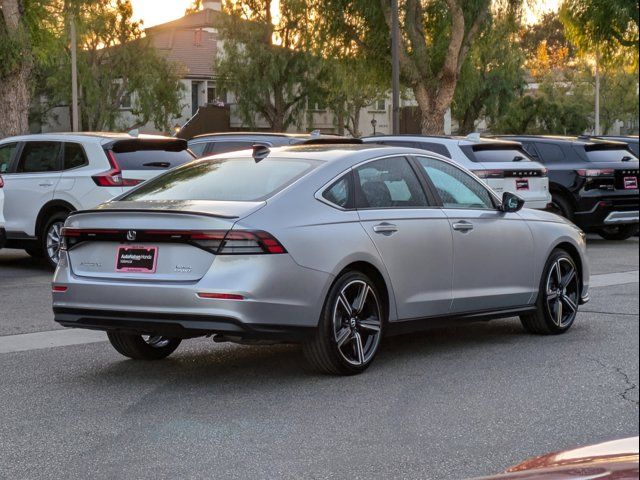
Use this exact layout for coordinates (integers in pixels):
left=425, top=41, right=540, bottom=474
left=417, top=157, right=495, bottom=209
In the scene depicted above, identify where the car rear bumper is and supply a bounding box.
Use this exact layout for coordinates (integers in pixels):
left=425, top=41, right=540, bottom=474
left=574, top=193, right=639, bottom=229
left=603, top=210, right=639, bottom=225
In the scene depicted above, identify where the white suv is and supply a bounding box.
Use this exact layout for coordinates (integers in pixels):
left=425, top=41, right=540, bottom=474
left=363, top=135, right=552, bottom=209
left=0, top=133, right=195, bottom=267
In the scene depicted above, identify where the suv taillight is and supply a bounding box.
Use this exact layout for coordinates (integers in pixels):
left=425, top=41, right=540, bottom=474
left=92, top=151, right=143, bottom=187
left=472, top=169, right=504, bottom=179
left=576, top=169, right=615, bottom=177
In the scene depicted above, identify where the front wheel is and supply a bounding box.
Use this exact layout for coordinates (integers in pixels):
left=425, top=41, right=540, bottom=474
left=107, top=332, right=181, bottom=360
left=596, top=225, right=639, bottom=241
left=303, top=271, right=385, bottom=375
left=520, top=249, right=580, bottom=335
left=41, top=212, right=69, bottom=269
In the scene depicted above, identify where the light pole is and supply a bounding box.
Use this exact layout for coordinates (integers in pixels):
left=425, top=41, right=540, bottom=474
left=70, top=12, right=79, bottom=132
left=391, top=0, right=400, bottom=135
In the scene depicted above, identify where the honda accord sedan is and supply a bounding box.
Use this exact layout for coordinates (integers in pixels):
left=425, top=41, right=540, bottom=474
left=52, top=145, right=590, bottom=374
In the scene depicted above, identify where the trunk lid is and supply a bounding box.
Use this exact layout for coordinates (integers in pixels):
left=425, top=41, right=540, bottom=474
left=64, top=200, right=264, bottom=281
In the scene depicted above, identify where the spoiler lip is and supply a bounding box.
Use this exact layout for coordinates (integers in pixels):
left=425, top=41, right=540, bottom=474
left=67, top=208, right=240, bottom=220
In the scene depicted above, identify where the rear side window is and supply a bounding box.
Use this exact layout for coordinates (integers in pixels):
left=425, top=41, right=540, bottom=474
left=63, top=143, right=88, bottom=170
left=414, top=142, right=451, bottom=158
left=534, top=143, right=565, bottom=163
left=112, top=150, right=194, bottom=170
left=209, top=141, right=261, bottom=155
left=188, top=142, right=208, bottom=157
left=322, top=174, right=353, bottom=209
left=355, top=157, right=428, bottom=208
left=122, top=157, right=320, bottom=202
left=580, top=146, right=638, bottom=163
left=462, top=146, right=532, bottom=163
left=17, top=142, right=61, bottom=173
left=0, top=143, right=18, bottom=173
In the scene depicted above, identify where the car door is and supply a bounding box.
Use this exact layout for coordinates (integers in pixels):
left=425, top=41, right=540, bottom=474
left=415, top=156, right=536, bottom=313
left=355, top=156, right=453, bottom=320
left=2, top=141, right=62, bottom=237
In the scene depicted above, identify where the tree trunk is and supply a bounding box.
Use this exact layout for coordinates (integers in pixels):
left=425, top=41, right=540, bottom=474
left=0, top=0, right=33, bottom=137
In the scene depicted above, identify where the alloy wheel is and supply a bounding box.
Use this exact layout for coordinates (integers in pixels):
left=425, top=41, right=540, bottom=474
left=332, top=279, right=382, bottom=366
left=46, top=221, right=65, bottom=265
left=545, top=258, right=579, bottom=328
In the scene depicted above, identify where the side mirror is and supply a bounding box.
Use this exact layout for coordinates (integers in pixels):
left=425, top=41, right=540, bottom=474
left=501, top=192, right=525, bottom=213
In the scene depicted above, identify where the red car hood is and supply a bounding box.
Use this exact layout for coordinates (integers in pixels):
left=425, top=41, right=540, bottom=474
left=475, top=437, right=639, bottom=480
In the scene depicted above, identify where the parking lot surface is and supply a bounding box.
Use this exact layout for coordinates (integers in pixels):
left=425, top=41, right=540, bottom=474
left=0, top=236, right=638, bottom=479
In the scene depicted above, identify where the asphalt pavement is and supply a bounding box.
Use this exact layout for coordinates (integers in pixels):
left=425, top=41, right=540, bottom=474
left=0, top=236, right=638, bottom=479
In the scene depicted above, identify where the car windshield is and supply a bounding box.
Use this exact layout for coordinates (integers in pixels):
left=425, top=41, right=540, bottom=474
left=121, top=157, right=320, bottom=202
left=462, top=146, right=532, bottom=163
left=580, top=146, right=639, bottom=163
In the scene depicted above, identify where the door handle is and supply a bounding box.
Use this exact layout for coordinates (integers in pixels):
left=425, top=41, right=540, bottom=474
left=452, top=221, right=474, bottom=232
left=373, top=223, right=399, bottom=235
left=39, top=183, right=54, bottom=187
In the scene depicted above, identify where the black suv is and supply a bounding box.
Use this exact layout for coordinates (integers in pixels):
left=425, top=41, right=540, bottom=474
left=495, top=135, right=639, bottom=240
left=187, top=132, right=359, bottom=158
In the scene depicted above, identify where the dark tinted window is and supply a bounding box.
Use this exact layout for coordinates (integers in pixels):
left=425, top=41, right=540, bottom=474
left=322, top=174, right=353, bottom=208
left=188, top=142, right=208, bottom=157
left=17, top=142, right=61, bottom=173
left=378, top=140, right=416, bottom=149
left=580, top=146, right=639, bottom=163
left=63, top=143, right=88, bottom=170
left=462, top=146, right=532, bottom=163
left=355, top=157, right=428, bottom=208
left=417, top=157, right=494, bottom=209
left=122, top=157, right=319, bottom=202
left=112, top=150, right=194, bottom=170
left=414, top=142, right=451, bottom=158
left=0, top=143, right=18, bottom=173
left=534, top=143, right=565, bottom=163
left=210, top=141, right=260, bottom=155
left=627, top=143, right=639, bottom=157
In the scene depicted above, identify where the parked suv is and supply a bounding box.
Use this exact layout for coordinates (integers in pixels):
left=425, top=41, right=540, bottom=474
left=585, top=135, right=639, bottom=157
left=0, top=133, right=195, bottom=266
left=495, top=135, right=639, bottom=240
left=187, top=132, right=360, bottom=157
left=362, top=135, right=551, bottom=209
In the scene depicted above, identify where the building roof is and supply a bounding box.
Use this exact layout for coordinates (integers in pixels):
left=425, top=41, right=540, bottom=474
left=144, top=9, right=221, bottom=79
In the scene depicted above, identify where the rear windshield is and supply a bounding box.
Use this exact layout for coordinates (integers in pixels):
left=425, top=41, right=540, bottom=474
left=461, top=146, right=532, bottom=163
left=112, top=150, right=195, bottom=170
left=580, top=146, right=638, bottom=163
left=121, top=157, right=320, bottom=202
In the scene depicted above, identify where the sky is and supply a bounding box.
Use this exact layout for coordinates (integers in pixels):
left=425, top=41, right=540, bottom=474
left=131, top=0, right=560, bottom=29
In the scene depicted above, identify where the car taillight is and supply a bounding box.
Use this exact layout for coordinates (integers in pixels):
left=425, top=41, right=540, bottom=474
left=576, top=169, right=615, bottom=177
left=92, top=151, right=143, bottom=187
left=60, top=228, right=287, bottom=255
left=472, top=169, right=504, bottom=179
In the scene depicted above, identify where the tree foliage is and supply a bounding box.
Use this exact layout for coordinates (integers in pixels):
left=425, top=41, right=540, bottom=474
left=216, top=0, right=324, bottom=131
left=452, top=4, right=525, bottom=134
left=313, top=0, right=499, bottom=134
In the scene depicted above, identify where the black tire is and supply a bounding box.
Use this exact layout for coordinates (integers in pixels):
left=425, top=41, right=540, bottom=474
left=303, top=271, right=385, bottom=375
left=107, top=331, right=181, bottom=360
left=596, top=225, right=639, bottom=241
left=40, top=211, right=69, bottom=269
left=548, top=194, right=574, bottom=221
left=24, top=245, right=45, bottom=258
left=520, top=249, right=580, bottom=335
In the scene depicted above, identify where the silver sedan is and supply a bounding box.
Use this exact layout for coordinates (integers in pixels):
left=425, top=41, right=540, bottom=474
left=52, top=145, right=590, bottom=374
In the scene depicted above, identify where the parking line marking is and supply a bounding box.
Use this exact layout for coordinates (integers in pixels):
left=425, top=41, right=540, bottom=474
left=590, top=270, right=639, bottom=288
left=0, top=329, right=107, bottom=354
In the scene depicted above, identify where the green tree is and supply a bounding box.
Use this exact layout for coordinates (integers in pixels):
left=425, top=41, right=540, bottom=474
left=452, top=5, right=525, bottom=134
left=314, top=0, right=499, bottom=134
left=39, top=0, right=185, bottom=132
left=216, top=0, right=324, bottom=131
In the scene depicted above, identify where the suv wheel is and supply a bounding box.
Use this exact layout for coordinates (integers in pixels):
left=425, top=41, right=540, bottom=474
left=596, top=225, right=639, bottom=241
left=107, top=332, right=182, bottom=360
left=520, top=249, right=580, bottom=335
left=41, top=212, right=69, bottom=269
left=303, top=271, right=384, bottom=375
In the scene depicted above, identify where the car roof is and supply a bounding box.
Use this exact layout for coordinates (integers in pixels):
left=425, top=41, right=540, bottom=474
left=0, top=132, right=173, bottom=145
left=363, top=134, right=523, bottom=147
left=494, top=134, right=630, bottom=147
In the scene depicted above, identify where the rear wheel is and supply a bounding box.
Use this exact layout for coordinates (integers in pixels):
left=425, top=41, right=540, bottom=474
left=41, top=211, right=69, bottom=269
left=548, top=194, right=573, bottom=220
left=303, top=271, right=384, bottom=375
left=107, top=331, right=181, bottom=360
left=596, top=225, right=639, bottom=241
left=520, top=249, right=580, bottom=335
